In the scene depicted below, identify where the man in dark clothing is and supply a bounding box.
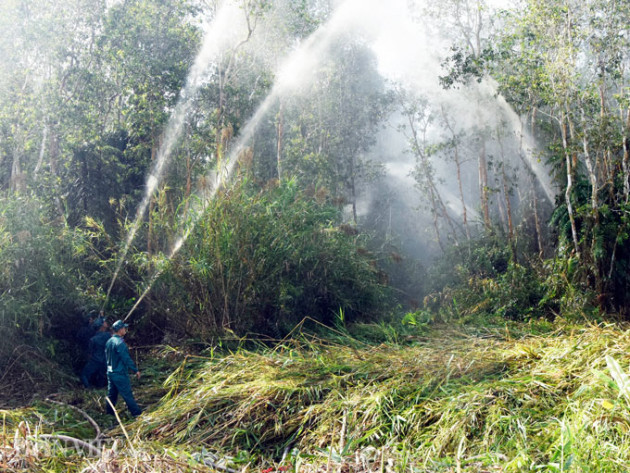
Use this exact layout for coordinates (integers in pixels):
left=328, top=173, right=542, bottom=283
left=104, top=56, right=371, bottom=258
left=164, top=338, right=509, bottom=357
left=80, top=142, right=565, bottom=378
left=80, top=317, right=110, bottom=388
left=75, top=311, right=98, bottom=354
left=105, top=320, right=142, bottom=417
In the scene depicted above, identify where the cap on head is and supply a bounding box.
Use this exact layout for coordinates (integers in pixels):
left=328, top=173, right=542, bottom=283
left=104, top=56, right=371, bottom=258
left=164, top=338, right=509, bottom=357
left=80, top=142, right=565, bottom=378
left=92, top=317, right=106, bottom=330
left=112, top=320, right=129, bottom=332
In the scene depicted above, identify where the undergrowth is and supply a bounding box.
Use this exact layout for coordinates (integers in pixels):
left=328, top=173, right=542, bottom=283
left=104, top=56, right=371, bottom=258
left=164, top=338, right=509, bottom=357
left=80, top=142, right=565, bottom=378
left=3, top=321, right=630, bottom=472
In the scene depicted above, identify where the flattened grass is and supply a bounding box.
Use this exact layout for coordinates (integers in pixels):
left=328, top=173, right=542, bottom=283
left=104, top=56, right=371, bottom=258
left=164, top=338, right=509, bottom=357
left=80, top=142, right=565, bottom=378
left=132, top=323, right=630, bottom=471
left=4, top=322, right=630, bottom=472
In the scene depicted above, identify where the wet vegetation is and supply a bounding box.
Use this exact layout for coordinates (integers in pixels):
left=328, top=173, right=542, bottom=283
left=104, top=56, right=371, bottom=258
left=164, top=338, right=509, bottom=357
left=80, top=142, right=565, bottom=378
left=2, top=0, right=630, bottom=471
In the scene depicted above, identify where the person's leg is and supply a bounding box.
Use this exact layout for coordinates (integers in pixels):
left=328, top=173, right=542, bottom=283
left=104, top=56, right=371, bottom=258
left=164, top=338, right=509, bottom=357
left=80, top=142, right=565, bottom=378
left=81, top=360, right=99, bottom=388
left=94, top=363, right=107, bottom=388
left=80, top=363, right=92, bottom=388
left=113, top=375, right=142, bottom=417
left=106, top=375, right=119, bottom=415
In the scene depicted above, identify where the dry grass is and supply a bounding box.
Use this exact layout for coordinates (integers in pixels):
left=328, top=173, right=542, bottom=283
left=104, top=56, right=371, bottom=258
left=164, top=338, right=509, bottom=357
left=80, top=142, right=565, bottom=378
left=132, top=323, right=630, bottom=471
left=3, top=322, right=630, bottom=471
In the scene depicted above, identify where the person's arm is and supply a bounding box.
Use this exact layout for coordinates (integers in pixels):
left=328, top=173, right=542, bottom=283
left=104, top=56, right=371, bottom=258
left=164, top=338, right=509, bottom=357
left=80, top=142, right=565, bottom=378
left=116, top=341, right=139, bottom=374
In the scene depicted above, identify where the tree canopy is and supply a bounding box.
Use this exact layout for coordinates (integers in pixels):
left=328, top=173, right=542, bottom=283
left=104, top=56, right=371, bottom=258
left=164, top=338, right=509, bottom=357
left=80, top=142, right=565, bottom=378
left=0, top=0, right=629, bottom=352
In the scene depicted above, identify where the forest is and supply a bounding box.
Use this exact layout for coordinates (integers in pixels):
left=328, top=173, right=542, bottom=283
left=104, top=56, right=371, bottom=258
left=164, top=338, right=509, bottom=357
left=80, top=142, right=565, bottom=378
left=1, top=0, right=630, bottom=471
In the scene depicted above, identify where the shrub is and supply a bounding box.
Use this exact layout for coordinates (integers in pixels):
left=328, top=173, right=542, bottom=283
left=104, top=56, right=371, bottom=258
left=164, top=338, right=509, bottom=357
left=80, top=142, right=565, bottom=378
left=0, top=196, right=92, bottom=371
left=150, top=180, right=391, bottom=339
left=422, top=236, right=547, bottom=323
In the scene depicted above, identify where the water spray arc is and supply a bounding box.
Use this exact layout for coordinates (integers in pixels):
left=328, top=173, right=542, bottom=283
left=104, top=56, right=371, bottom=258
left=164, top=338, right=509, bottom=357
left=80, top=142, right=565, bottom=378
left=112, top=0, right=557, bottom=322
left=123, top=231, right=189, bottom=322
left=119, top=0, right=388, bottom=321
left=102, top=1, right=248, bottom=312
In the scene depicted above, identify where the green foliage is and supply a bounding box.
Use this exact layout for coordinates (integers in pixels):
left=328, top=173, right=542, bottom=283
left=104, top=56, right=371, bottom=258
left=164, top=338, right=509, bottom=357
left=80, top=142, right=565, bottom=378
left=488, top=0, right=630, bottom=314
left=549, top=184, right=630, bottom=313
left=0, top=196, right=96, bottom=370
left=423, top=237, right=548, bottom=323
left=279, top=38, right=392, bottom=202
left=0, top=198, right=65, bottom=332
left=439, top=45, right=497, bottom=89
left=149, top=180, right=391, bottom=339
left=538, top=253, right=598, bottom=320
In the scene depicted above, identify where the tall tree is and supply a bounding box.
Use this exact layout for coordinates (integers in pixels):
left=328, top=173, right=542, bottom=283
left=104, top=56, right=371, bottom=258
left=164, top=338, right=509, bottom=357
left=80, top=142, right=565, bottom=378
left=280, top=39, right=391, bottom=223
left=493, top=0, right=630, bottom=310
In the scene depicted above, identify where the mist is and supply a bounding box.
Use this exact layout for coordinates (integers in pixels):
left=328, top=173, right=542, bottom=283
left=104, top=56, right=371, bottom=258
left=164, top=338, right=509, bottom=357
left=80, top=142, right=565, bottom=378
left=36, top=0, right=555, bottom=309
left=197, top=0, right=555, bottom=269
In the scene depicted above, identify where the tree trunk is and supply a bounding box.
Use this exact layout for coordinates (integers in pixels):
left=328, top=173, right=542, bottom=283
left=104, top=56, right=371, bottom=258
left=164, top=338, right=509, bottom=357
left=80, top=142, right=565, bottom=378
left=580, top=108, right=599, bottom=217
left=519, top=116, right=544, bottom=257
left=34, top=124, right=48, bottom=176
left=580, top=107, right=605, bottom=297
left=442, top=109, right=470, bottom=240
left=407, top=112, right=458, bottom=246
left=561, top=116, right=580, bottom=257
left=350, top=154, right=357, bottom=224
left=478, top=140, right=491, bottom=231
left=530, top=172, right=544, bottom=258
left=10, top=148, right=23, bottom=193
left=623, top=108, right=630, bottom=203
left=276, top=100, right=284, bottom=181
left=501, top=163, right=517, bottom=263
left=455, top=146, right=470, bottom=241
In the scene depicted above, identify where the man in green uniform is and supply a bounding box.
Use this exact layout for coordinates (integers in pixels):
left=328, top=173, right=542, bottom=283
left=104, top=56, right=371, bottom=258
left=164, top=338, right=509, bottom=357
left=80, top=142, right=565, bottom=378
left=105, top=320, right=142, bottom=417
